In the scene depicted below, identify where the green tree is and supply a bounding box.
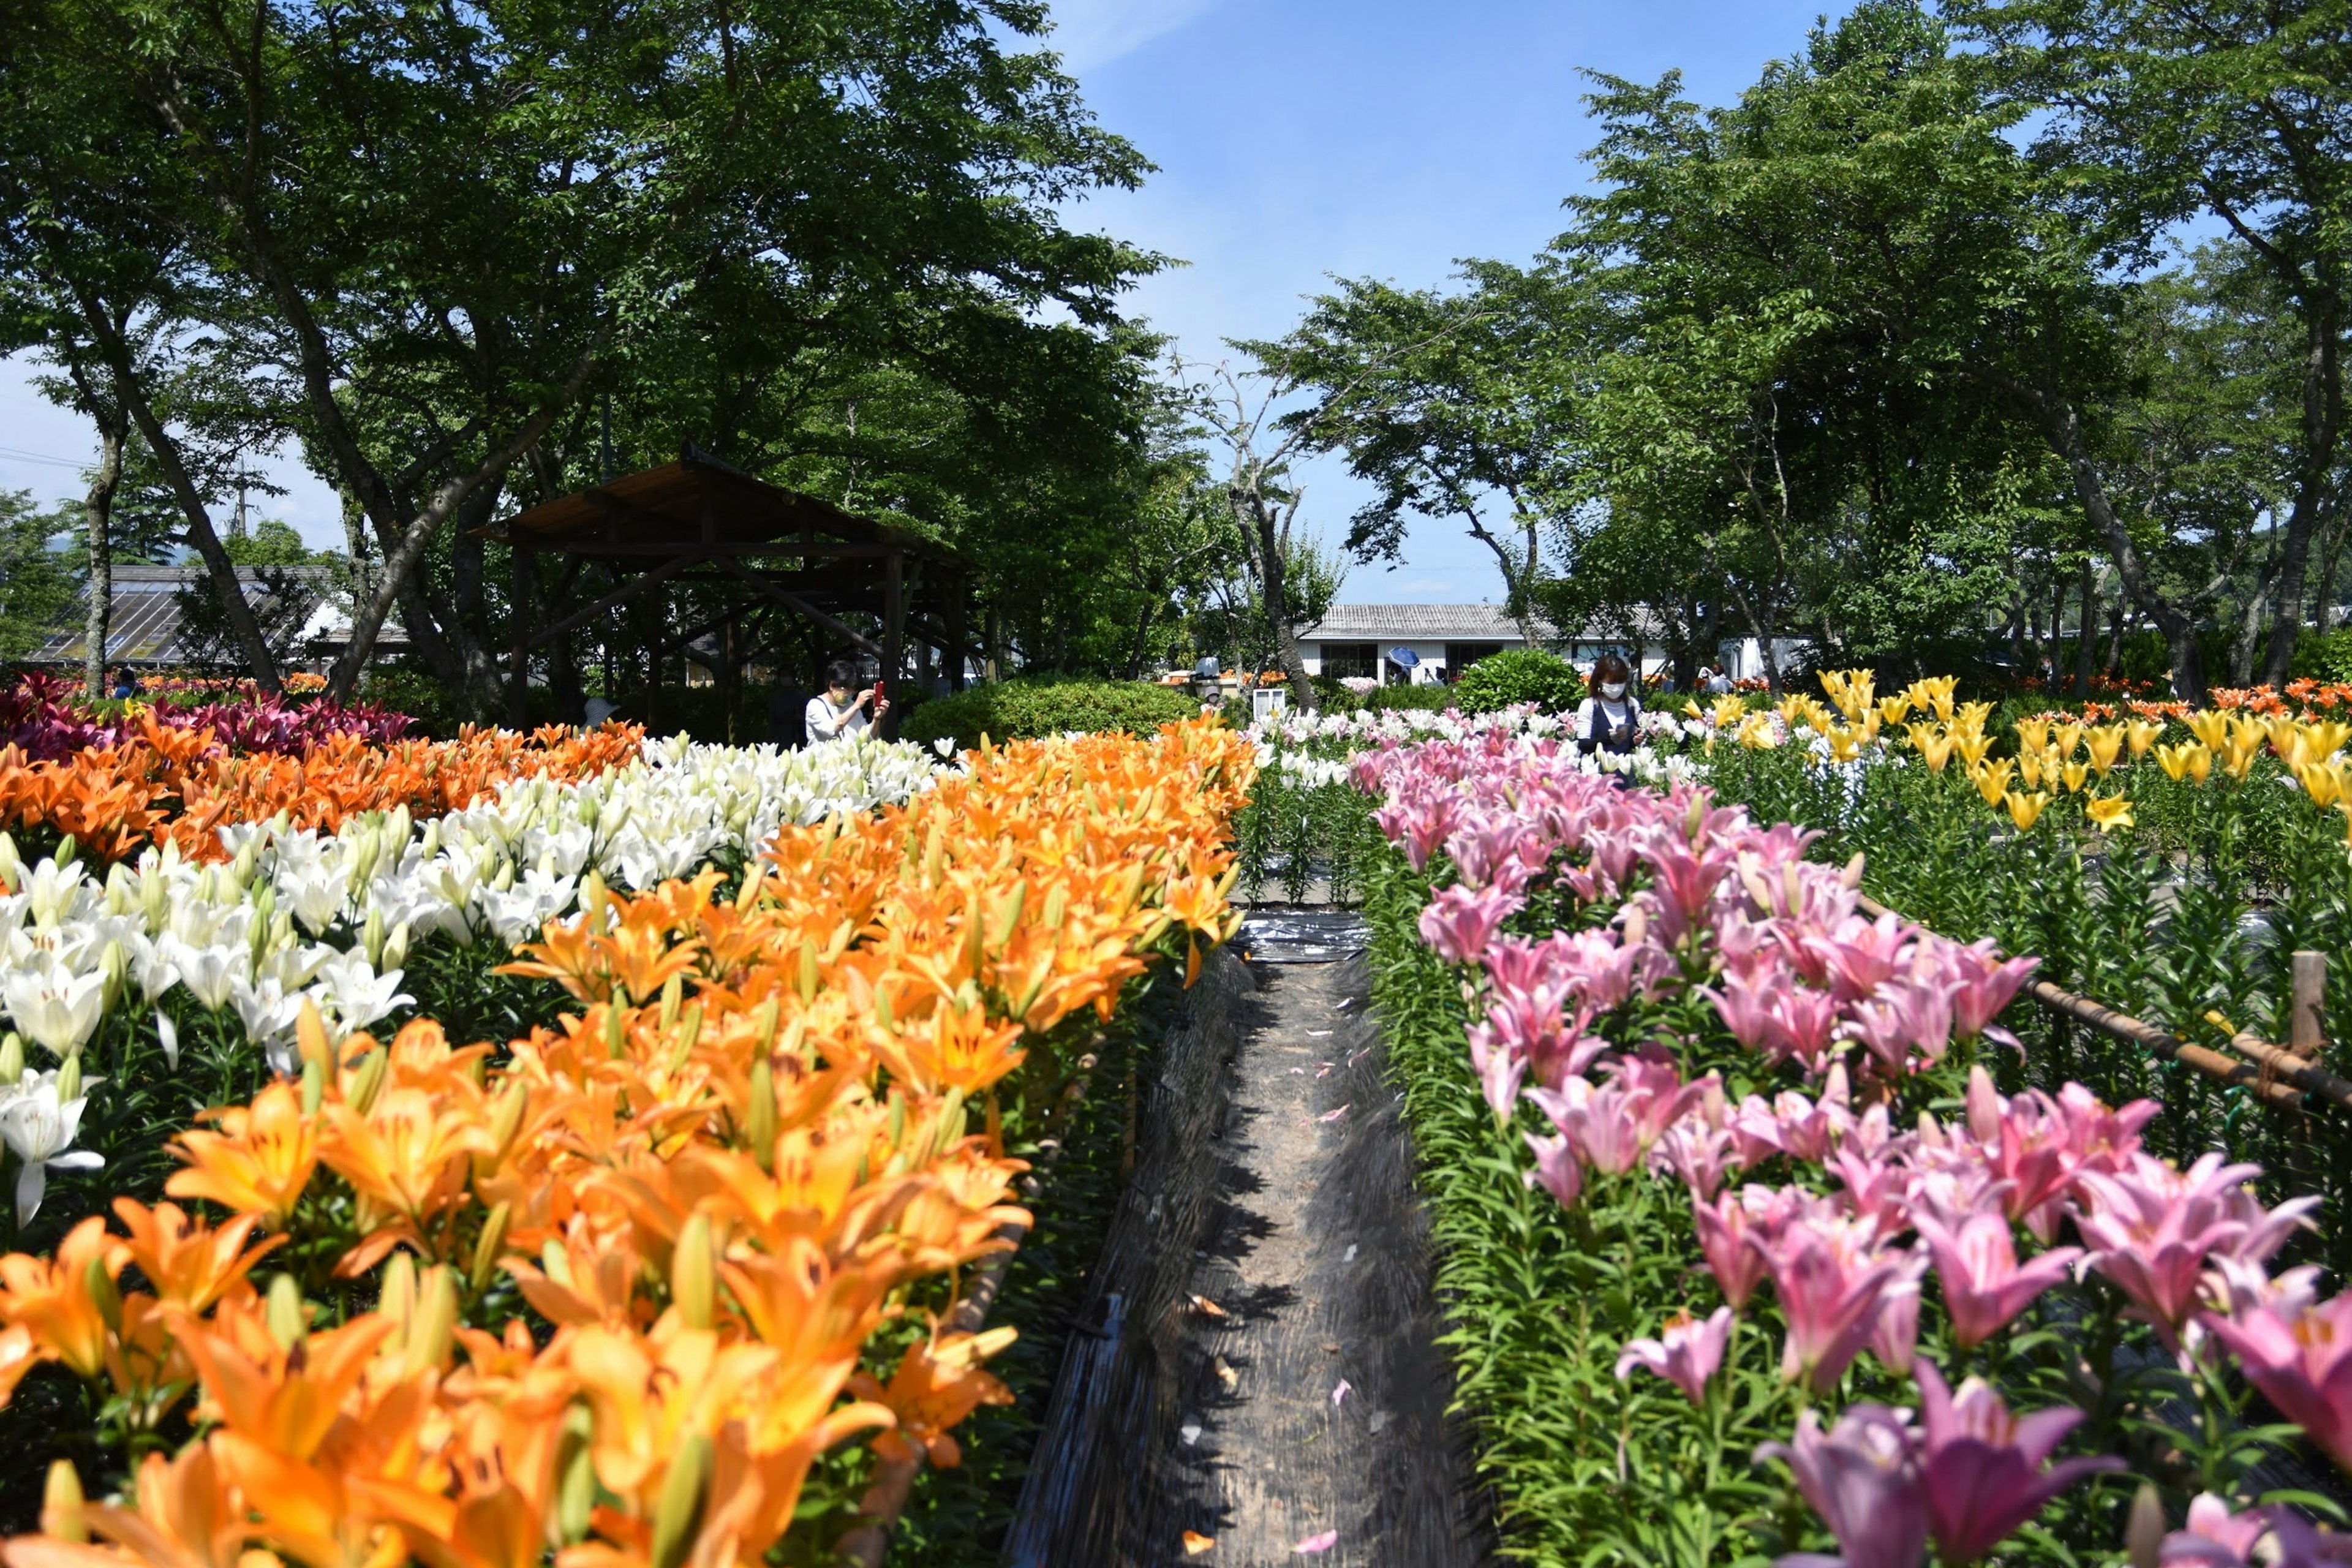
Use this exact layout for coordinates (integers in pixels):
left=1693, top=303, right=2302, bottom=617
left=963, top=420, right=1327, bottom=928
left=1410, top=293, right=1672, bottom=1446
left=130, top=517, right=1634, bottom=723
left=0, top=489, right=78, bottom=659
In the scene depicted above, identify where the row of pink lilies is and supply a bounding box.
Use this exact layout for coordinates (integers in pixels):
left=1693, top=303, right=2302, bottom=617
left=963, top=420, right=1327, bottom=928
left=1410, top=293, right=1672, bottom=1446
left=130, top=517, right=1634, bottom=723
left=1355, top=727, right=2352, bottom=1568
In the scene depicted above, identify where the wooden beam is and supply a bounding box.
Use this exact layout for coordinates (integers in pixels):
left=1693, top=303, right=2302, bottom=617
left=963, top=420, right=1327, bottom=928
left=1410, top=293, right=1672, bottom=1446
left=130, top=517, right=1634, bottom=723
left=738, top=570, right=883, bottom=657
left=522, top=551, right=703, bottom=653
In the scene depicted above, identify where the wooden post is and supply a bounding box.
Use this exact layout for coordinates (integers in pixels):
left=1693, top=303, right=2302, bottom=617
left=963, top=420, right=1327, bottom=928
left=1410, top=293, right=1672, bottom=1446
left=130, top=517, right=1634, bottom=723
left=2292, top=951, right=2328, bottom=1060
left=945, top=573, right=969, bottom=692
left=881, top=546, right=905, bottom=737
left=508, top=545, right=537, bottom=728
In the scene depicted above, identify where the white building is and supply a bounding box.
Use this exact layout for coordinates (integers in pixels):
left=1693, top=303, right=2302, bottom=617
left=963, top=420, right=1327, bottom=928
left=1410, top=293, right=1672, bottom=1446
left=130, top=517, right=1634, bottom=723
left=1297, top=603, right=1667, bottom=685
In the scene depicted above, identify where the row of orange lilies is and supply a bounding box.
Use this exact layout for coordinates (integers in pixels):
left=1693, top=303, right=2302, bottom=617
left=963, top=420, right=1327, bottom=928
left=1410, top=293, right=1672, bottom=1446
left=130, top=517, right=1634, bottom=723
left=0, top=717, right=1254, bottom=1568
left=0, top=712, right=646, bottom=863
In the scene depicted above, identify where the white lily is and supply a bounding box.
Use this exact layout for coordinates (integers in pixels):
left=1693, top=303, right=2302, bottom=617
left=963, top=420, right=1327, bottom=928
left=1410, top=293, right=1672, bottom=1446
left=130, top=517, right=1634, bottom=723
left=0, top=1071, right=103, bottom=1224
left=1, top=965, right=107, bottom=1060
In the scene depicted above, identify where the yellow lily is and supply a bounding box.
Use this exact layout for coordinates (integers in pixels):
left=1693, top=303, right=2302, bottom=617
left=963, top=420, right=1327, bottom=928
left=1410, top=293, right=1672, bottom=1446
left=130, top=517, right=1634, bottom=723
left=2003, top=790, right=2052, bottom=831
left=2016, top=716, right=2053, bottom=756
left=2085, top=725, right=2124, bottom=776
left=2297, top=761, right=2346, bottom=809
left=1971, top=758, right=2015, bottom=807
left=2060, top=760, right=2091, bottom=794
left=2124, top=719, right=2164, bottom=758
left=2187, top=709, right=2233, bottom=750
left=2084, top=794, right=2135, bottom=832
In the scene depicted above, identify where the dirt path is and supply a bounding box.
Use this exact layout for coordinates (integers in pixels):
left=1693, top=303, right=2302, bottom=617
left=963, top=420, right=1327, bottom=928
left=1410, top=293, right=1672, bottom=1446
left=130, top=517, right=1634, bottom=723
left=1005, top=922, right=1491, bottom=1566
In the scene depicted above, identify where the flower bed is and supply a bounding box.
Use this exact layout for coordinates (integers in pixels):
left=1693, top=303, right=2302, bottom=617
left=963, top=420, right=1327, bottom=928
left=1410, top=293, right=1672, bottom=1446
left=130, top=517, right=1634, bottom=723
left=0, top=717, right=1251, bottom=1562
left=1357, top=729, right=2350, bottom=1567
left=1, top=672, right=412, bottom=763
left=1234, top=705, right=1691, bottom=902
left=1697, top=672, right=2352, bottom=1277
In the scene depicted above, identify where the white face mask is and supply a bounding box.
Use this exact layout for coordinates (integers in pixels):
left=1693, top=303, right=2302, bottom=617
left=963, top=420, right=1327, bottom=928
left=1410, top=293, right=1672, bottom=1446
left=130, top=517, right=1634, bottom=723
left=1600, top=682, right=1626, bottom=701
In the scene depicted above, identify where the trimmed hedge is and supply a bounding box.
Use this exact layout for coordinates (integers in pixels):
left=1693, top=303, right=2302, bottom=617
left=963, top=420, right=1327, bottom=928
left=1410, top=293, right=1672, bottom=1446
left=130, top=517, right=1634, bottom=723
left=1453, top=646, right=1585, bottom=714
left=900, top=676, right=1204, bottom=751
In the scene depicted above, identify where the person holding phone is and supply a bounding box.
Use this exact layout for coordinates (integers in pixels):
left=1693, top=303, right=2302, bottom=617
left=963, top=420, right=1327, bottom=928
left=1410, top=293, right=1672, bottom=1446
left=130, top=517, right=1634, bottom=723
left=805, top=659, right=889, bottom=743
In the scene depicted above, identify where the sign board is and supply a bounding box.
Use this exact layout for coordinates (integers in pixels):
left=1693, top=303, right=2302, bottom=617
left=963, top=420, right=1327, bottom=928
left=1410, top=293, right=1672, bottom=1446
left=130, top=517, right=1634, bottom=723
left=1251, top=685, right=1290, bottom=723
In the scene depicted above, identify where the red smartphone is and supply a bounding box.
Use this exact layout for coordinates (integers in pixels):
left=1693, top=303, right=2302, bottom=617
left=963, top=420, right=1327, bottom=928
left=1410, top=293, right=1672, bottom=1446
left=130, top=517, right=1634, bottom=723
left=872, top=677, right=887, bottom=699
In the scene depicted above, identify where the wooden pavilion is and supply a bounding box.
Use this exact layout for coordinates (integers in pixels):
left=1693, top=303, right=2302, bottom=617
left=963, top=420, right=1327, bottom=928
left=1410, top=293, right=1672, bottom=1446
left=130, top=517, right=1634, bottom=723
left=492, top=445, right=974, bottom=730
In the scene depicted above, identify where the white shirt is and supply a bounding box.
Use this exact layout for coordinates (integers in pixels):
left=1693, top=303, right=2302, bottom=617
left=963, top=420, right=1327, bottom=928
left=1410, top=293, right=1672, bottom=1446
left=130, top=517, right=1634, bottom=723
left=1575, top=695, right=1638, bottom=741
left=805, top=692, right=870, bottom=743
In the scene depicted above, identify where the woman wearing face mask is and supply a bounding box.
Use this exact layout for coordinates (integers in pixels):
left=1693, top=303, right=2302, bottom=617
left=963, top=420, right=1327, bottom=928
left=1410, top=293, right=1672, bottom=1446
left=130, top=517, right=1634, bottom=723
left=1575, top=652, right=1643, bottom=758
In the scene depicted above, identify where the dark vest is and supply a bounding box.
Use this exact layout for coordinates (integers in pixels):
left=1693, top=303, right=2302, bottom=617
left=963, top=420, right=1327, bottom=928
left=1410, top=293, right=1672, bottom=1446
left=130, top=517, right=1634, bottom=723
left=1581, top=694, right=1642, bottom=755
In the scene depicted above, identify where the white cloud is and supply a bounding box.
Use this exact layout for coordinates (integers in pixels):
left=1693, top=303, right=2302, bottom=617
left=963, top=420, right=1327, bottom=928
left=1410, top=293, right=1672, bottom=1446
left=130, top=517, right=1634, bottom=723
left=1043, top=0, right=1221, bottom=70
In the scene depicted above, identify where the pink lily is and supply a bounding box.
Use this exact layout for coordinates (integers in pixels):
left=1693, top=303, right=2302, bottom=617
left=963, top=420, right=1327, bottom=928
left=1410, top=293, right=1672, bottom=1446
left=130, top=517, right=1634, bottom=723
left=1912, top=1212, right=2081, bottom=1350
left=2075, top=1152, right=2260, bottom=1343
left=1523, top=1131, right=1582, bottom=1212
left=2158, top=1493, right=2352, bottom=1568
left=1694, top=1187, right=1771, bottom=1310
left=1615, top=1306, right=1733, bottom=1404
left=1871, top=1248, right=1926, bottom=1376
left=1762, top=985, right=1842, bottom=1072
left=1464, top=1019, right=1529, bottom=1121
left=2201, top=1292, right=2352, bottom=1473
left=1417, top=882, right=1523, bottom=965
left=1940, top=940, right=2038, bottom=1044
left=1754, top=1212, right=1904, bottom=1393
left=1913, top=1362, right=2121, bottom=1566
left=1842, top=978, right=1954, bottom=1077
left=1651, top=1116, right=1741, bottom=1200
left=1754, top=1404, right=1926, bottom=1568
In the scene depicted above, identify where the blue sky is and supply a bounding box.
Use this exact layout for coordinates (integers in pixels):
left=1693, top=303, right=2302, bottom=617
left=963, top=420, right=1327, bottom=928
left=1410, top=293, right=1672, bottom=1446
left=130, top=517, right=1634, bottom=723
left=0, top=0, right=1853, bottom=603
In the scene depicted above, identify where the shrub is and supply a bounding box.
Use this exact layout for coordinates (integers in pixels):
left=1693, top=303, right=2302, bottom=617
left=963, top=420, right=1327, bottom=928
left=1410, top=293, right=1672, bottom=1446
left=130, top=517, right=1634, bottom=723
left=901, top=676, right=1203, bottom=751
left=1451, top=646, right=1584, bottom=714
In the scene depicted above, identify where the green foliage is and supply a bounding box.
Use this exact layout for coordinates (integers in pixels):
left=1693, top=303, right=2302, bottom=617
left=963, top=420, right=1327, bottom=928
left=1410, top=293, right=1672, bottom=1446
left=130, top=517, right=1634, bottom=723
left=2294, top=630, right=2352, bottom=686
left=1450, top=646, right=1585, bottom=714
left=899, top=678, right=1202, bottom=752
left=0, top=489, right=77, bottom=660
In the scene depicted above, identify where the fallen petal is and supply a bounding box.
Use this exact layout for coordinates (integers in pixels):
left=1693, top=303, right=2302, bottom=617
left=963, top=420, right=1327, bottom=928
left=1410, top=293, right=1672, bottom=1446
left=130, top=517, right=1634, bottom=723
left=1295, top=1531, right=1338, bottom=1555
left=1184, top=1531, right=1216, bottom=1556
left=1332, top=1379, right=1352, bottom=1406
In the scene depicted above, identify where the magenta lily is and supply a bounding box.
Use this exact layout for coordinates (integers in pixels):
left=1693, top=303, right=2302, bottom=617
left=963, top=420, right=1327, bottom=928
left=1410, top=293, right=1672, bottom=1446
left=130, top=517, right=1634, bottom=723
left=1912, top=1212, right=2081, bottom=1350
left=1913, top=1362, right=2122, bottom=1566
left=1616, top=1305, right=1734, bottom=1404
left=1754, top=1403, right=1926, bottom=1568
left=1417, top=882, right=1523, bottom=965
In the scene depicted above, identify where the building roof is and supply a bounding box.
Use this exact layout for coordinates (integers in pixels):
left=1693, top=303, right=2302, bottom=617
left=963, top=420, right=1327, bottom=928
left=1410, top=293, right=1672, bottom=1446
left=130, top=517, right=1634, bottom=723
left=1298, top=601, right=1666, bottom=644
left=496, top=444, right=967, bottom=570
left=25, top=565, right=404, bottom=668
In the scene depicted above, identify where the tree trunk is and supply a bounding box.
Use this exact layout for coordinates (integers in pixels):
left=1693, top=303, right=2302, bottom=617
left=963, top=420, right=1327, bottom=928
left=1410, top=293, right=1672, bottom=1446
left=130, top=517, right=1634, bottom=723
left=81, top=305, right=283, bottom=692
left=81, top=420, right=124, bottom=699
left=1993, top=371, right=2211, bottom=706
left=2260, top=310, right=2343, bottom=688
left=1229, top=483, right=1317, bottom=714
left=2072, top=559, right=2097, bottom=699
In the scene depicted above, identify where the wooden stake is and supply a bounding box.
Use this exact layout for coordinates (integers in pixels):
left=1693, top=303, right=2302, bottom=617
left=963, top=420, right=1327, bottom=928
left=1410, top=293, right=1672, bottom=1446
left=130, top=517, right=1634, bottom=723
left=2293, top=951, right=2328, bottom=1061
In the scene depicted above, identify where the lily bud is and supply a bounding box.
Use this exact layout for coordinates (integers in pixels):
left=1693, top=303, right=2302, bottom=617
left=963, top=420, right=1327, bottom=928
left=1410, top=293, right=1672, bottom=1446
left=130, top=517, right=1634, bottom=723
left=487, top=1081, right=529, bottom=1163
left=555, top=1404, right=597, bottom=1544
left=383, top=919, right=411, bottom=974
left=382, top=1253, right=420, bottom=1342
left=668, top=1004, right=702, bottom=1071
left=582, top=870, right=608, bottom=934
left=55, top=834, right=78, bottom=870
left=470, top=1202, right=512, bottom=1296
left=56, top=1051, right=81, bottom=1105
left=798, top=940, right=820, bottom=1003
left=658, top=974, right=683, bottom=1030
left=1042, top=882, right=1067, bottom=931
left=301, top=1054, right=325, bottom=1114
left=0, top=831, right=19, bottom=893
left=266, top=1273, right=307, bottom=1350
left=362, top=906, right=386, bottom=969
left=0, top=1033, right=23, bottom=1087
left=734, top=865, right=765, bottom=912
left=605, top=1004, right=628, bottom=1061
left=541, top=1237, right=575, bottom=1289
left=409, top=1266, right=457, bottom=1374
left=650, top=1433, right=714, bottom=1568
left=84, top=1254, right=122, bottom=1333
left=1841, top=851, right=1865, bottom=889
left=229, top=839, right=257, bottom=888
left=42, top=1460, right=86, bottom=1544
left=349, top=1046, right=388, bottom=1116
left=988, top=881, right=1026, bottom=948
left=2125, top=1482, right=2164, bottom=1568
left=671, top=1214, right=716, bottom=1331
left=156, top=1011, right=179, bottom=1071
left=747, top=1056, right=777, bottom=1172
